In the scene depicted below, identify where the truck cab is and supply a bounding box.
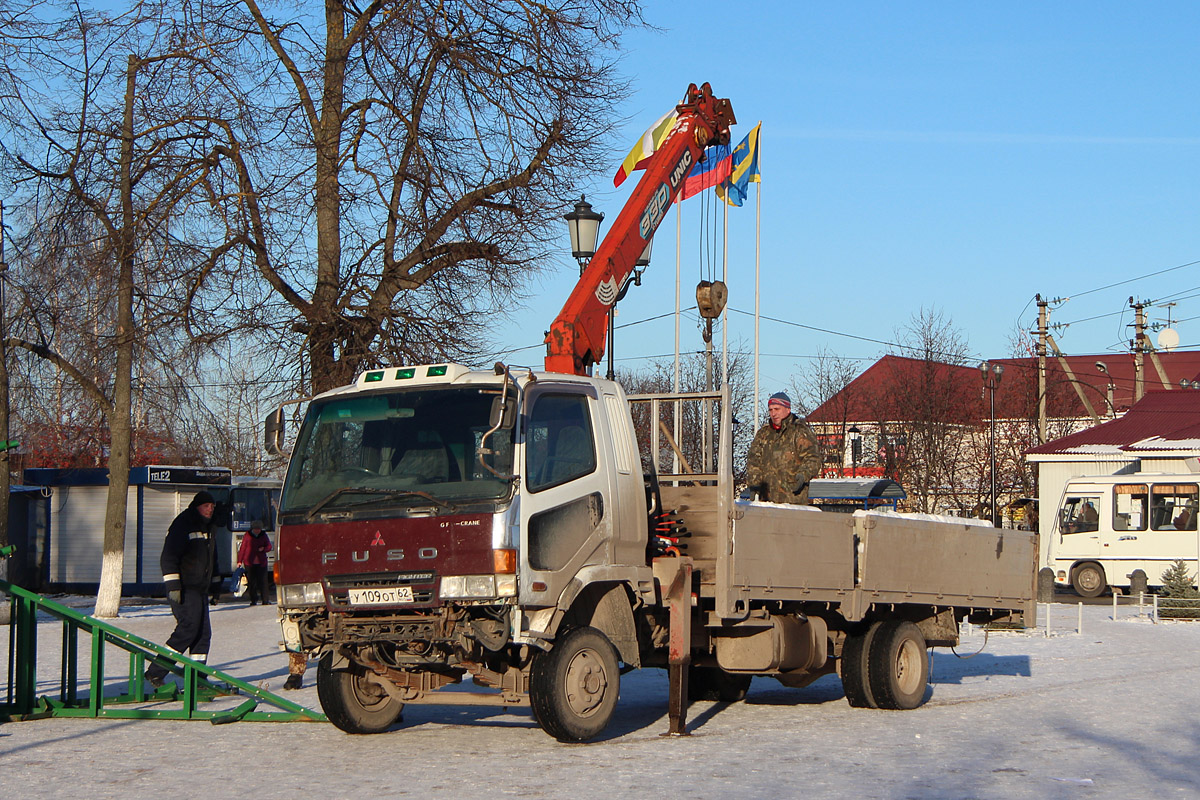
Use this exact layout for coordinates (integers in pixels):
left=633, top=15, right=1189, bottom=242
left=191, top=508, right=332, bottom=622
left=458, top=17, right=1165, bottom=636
left=274, top=364, right=652, bottom=736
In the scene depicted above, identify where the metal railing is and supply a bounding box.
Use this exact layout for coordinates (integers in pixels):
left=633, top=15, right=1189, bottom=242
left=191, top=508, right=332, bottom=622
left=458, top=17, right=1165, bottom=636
left=1, top=545, right=325, bottom=724
left=626, top=388, right=728, bottom=485
left=1109, top=590, right=1200, bottom=623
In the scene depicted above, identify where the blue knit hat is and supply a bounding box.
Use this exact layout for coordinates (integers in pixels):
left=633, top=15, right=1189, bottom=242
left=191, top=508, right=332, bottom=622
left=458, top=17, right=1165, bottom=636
left=768, top=392, right=791, bottom=410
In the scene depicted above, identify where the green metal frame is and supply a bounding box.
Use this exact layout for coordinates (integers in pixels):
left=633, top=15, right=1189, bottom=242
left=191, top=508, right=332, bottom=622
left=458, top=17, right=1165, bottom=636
left=1, top=545, right=325, bottom=724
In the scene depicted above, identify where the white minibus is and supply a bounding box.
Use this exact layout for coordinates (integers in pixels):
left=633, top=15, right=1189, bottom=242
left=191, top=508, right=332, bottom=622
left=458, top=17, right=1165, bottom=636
left=1044, top=474, right=1198, bottom=596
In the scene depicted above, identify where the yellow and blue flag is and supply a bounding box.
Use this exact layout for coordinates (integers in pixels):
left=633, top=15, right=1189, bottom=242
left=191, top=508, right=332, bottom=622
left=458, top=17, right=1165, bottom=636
left=717, top=123, right=761, bottom=207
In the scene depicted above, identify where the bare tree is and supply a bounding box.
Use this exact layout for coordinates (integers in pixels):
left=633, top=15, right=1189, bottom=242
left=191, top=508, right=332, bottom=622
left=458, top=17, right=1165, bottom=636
left=187, top=0, right=646, bottom=394
left=876, top=308, right=978, bottom=514
left=179, top=345, right=291, bottom=477
left=0, top=3, right=243, bottom=615
left=792, top=346, right=862, bottom=476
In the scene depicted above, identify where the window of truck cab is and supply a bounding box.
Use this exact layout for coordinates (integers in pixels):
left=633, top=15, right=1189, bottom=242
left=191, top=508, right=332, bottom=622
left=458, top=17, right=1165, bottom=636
left=526, top=393, right=597, bottom=492
left=280, top=387, right=515, bottom=513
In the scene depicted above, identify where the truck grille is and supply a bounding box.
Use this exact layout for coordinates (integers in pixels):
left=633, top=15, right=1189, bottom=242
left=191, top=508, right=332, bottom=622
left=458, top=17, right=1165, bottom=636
left=325, top=571, right=437, bottom=608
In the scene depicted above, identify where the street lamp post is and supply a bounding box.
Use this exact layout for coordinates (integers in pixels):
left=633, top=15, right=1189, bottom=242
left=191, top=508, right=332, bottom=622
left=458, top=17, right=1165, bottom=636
left=602, top=238, right=651, bottom=380
left=563, top=195, right=603, bottom=275
left=980, top=361, right=1005, bottom=528
left=848, top=425, right=861, bottom=478
left=563, top=195, right=650, bottom=381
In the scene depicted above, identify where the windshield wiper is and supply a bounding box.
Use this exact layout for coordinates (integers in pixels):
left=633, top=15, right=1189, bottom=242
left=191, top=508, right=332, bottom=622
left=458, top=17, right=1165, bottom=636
left=309, top=488, right=458, bottom=518
left=305, top=487, right=382, bottom=519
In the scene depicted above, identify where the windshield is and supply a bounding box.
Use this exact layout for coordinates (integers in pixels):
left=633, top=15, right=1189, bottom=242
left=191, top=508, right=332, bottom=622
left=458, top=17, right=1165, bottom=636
left=281, top=386, right=515, bottom=514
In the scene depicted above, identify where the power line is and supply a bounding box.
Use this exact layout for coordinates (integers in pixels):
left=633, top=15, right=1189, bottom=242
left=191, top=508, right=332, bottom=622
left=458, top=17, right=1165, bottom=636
left=1066, top=257, right=1200, bottom=301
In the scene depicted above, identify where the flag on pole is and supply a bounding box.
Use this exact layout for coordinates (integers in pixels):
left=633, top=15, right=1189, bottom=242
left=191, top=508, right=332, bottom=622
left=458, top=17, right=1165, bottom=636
left=680, top=143, right=733, bottom=200
left=717, top=123, right=762, bottom=207
left=613, top=109, right=679, bottom=187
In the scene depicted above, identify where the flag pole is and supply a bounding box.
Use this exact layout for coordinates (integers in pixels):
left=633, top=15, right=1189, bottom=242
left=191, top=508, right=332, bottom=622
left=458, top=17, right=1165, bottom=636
left=674, top=200, right=682, bottom=395
left=753, top=133, right=762, bottom=431
left=673, top=198, right=681, bottom=475
left=722, top=190, right=729, bottom=392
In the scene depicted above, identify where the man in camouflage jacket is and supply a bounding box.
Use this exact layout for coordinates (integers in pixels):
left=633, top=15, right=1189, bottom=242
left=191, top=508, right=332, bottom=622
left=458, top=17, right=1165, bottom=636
left=745, top=392, right=823, bottom=504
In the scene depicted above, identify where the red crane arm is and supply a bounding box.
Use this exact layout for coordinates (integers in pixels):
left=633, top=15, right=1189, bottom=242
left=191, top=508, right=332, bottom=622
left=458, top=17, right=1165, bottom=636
left=544, top=83, right=736, bottom=375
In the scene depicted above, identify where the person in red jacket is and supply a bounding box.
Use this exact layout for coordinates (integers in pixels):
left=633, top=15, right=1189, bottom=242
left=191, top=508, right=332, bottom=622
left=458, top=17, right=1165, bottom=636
left=237, top=519, right=274, bottom=606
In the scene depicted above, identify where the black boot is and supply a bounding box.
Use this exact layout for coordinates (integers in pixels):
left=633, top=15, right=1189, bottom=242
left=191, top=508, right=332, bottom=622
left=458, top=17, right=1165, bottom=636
left=283, top=674, right=303, bottom=690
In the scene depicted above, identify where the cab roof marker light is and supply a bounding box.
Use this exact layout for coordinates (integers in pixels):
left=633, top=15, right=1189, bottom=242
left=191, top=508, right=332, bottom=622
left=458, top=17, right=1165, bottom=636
left=355, top=363, right=473, bottom=388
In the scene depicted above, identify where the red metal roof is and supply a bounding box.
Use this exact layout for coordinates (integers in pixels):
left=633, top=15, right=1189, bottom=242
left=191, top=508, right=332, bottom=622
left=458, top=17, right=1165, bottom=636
left=808, top=350, right=1200, bottom=425
left=1025, top=389, right=1200, bottom=455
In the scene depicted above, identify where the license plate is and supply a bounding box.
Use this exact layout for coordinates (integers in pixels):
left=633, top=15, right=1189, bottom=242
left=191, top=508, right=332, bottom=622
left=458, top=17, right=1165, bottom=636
left=347, top=586, right=415, bottom=606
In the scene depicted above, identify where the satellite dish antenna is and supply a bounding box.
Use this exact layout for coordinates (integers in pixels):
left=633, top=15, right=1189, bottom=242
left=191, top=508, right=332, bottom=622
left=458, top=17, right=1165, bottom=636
left=1158, top=327, right=1180, bottom=352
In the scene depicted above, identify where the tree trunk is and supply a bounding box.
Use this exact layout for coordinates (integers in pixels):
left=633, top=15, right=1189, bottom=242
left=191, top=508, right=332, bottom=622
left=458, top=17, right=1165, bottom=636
left=94, top=56, right=140, bottom=619
left=306, top=1, right=349, bottom=395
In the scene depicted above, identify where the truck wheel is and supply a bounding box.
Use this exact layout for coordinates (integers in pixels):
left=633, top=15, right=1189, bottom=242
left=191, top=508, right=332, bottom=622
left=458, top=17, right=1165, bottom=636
left=839, top=623, right=878, bottom=708
left=316, top=652, right=405, bottom=734
left=529, top=626, right=620, bottom=743
left=1072, top=562, right=1106, bottom=598
left=867, top=620, right=928, bottom=710
left=688, top=666, right=752, bottom=702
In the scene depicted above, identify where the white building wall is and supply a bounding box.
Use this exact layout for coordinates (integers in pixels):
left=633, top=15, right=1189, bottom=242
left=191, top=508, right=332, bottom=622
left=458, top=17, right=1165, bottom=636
left=138, top=488, right=183, bottom=583
left=49, top=485, right=139, bottom=584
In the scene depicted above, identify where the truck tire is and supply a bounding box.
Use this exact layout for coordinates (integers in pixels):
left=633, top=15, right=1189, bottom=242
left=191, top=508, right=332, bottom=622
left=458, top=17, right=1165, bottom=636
left=1072, top=562, right=1106, bottom=598
left=688, top=666, right=753, bottom=702
left=316, top=652, right=405, bottom=734
left=839, top=623, right=878, bottom=708
left=867, top=620, right=928, bottom=710
left=529, top=626, right=620, bottom=743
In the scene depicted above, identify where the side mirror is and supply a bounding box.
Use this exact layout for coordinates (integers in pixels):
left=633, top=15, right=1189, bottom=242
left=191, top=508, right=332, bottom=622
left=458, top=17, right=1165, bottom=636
left=264, top=408, right=285, bottom=456
left=489, top=396, right=517, bottom=429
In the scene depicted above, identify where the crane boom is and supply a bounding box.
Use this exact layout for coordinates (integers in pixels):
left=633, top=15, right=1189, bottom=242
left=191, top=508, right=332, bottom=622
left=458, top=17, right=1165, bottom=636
left=544, top=83, right=736, bottom=375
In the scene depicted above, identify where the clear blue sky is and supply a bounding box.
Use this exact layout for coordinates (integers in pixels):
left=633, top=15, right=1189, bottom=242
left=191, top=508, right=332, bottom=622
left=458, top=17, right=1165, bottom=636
left=492, top=2, right=1200, bottom=398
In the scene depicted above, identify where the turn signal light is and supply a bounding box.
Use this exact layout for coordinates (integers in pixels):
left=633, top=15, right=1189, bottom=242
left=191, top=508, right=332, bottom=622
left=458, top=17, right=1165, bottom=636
left=493, top=548, right=516, bottom=574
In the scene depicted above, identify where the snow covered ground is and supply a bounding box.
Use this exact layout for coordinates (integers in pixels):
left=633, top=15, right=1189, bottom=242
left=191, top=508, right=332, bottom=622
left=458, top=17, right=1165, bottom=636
left=2, top=598, right=1199, bottom=799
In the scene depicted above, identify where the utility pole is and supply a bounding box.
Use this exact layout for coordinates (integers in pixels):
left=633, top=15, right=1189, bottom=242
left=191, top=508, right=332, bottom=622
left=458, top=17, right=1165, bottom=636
left=0, top=202, right=10, bottom=621
left=1035, top=294, right=1048, bottom=445
left=1130, top=298, right=1147, bottom=403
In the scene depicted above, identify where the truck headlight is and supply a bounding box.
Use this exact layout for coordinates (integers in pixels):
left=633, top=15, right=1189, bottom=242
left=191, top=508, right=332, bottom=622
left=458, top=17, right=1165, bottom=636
left=279, top=581, right=325, bottom=607
left=440, top=574, right=517, bottom=600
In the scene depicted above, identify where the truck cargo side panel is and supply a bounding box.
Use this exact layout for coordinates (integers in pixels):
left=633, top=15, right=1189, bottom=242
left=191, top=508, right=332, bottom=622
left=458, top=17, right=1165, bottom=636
left=857, top=513, right=1036, bottom=609
left=717, top=503, right=856, bottom=611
